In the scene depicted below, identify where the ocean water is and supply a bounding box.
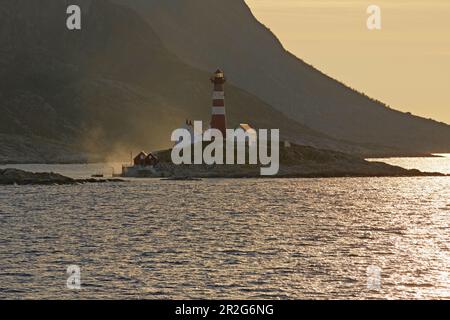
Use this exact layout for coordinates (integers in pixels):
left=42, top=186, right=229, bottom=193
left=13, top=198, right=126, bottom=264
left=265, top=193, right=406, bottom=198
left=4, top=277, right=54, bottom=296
left=367, top=153, right=450, bottom=175
left=0, top=160, right=449, bottom=299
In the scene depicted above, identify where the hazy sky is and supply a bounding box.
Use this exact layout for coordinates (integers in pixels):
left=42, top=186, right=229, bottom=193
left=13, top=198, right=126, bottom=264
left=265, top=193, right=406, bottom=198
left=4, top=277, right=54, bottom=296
left=245, top=0, right=450, bottom=124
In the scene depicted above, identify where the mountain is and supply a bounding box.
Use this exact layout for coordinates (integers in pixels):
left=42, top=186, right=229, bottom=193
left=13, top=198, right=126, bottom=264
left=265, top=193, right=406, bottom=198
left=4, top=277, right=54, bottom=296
left=0, top=0, right=448, bottom=163
left=113, top=0, right=450, bottom=154
left=0, top=0, right=371, bottom=163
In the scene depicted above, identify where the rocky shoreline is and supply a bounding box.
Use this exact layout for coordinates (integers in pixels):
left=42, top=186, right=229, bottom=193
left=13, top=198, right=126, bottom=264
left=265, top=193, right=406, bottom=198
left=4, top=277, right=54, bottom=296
left=1, top=143, right=447, bottom=184
left=0, top=169, right=124, bottom=186
left=126, top=144, right=447, bottom=179
left=146, top=162, right=445, bottom=179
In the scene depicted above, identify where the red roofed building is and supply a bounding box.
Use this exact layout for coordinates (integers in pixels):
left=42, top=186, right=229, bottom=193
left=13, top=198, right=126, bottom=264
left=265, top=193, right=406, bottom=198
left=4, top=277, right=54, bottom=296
left=133, top=151, right=148, bottom=166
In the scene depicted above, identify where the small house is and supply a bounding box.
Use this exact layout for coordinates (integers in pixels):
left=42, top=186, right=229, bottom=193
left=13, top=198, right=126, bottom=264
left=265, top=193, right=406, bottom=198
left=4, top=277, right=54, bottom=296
left=144, top=153, right=159, bottom=166
left=133, top=151, right=148, bottom=166
left=236, top=123, right=257, bottom=146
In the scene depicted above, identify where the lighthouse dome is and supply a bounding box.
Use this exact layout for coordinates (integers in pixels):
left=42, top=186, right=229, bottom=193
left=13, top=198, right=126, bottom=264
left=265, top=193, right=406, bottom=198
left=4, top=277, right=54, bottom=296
left=214, top=69, right=224, bottom=78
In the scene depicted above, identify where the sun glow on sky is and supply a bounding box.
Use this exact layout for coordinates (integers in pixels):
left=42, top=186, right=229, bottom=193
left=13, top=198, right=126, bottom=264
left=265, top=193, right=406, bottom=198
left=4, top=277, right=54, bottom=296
left=245, top=0, right=450, bottom=124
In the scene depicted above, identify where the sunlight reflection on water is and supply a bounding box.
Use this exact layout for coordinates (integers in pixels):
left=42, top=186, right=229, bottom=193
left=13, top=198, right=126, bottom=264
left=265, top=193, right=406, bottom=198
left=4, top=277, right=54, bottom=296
left=0, top=174, right=449, bottom=299
left=367, top=154, right=450, bottom=175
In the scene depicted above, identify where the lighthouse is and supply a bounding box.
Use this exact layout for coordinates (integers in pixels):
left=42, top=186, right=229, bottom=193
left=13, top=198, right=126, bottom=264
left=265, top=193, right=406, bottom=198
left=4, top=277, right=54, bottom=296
left=210, top=69, right=227, bottom=136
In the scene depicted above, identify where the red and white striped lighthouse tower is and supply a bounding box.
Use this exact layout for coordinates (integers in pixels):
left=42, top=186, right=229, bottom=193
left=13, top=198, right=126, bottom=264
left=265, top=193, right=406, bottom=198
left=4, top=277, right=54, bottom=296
left=210, top=69, right=227, bottom=137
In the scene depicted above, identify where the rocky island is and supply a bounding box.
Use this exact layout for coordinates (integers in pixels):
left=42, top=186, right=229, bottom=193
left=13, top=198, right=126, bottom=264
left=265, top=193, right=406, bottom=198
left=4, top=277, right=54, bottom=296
left=0, top=169, right=123, bottom=185
left=125, top=143, right=446, bottom=179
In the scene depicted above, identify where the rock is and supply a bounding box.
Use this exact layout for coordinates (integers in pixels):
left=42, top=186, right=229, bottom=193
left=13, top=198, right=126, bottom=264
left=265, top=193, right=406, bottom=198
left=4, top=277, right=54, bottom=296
left=0, top=169, right=125, bottom=185
left=140, top=144, right=447, bottom=179
left=0, top=169, right=75, bottom=185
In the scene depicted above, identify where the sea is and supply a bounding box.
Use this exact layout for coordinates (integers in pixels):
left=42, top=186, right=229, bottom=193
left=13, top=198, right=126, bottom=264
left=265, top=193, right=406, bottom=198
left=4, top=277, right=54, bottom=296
left=0, top=155, right=449, bottom=299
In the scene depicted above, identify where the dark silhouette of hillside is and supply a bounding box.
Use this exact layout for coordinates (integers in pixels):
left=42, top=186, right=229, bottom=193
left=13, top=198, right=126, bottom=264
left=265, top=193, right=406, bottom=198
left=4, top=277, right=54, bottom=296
left=0, top=0, right=448, bottom=163
left=0, top=0, right=367, bottom=162
left=113, top=0, right=450, bottom=154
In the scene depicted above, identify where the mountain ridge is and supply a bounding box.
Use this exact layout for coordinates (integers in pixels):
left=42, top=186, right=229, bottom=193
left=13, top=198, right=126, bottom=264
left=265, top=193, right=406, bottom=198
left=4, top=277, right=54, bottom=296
left=112, top=0, right=450, bottom=153
left=1, top=0, right=392, bottom=163
left=0, top=0, right=448, bottom=164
